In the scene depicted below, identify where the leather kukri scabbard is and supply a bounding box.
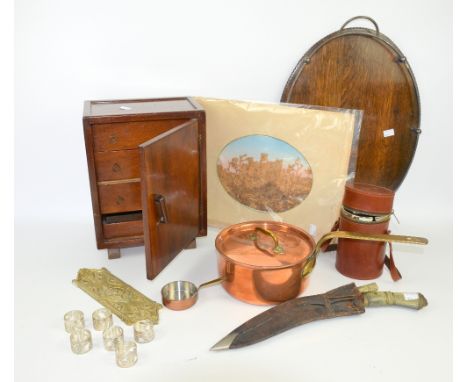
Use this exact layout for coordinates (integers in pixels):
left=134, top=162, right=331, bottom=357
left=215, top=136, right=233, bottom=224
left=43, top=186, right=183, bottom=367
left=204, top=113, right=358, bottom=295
left=210, top=283, right=427, bottom=351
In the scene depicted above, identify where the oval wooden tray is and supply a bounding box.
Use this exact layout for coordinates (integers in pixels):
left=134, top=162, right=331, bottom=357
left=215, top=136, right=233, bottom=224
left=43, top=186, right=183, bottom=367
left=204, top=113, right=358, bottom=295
left=281, top=16, right=420, bottom=190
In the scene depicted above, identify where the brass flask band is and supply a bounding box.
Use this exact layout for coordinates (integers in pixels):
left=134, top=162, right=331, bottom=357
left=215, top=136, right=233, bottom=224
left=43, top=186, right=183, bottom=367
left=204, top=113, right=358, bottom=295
left=341, top=206, right=391, bottom=224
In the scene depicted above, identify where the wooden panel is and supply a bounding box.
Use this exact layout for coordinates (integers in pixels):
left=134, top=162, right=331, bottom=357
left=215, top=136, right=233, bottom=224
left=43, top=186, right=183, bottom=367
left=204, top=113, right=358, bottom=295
left=140, top=120, right=201, bottom=280
left=93, top=119, right=188, bottom=152
left=281, top=25, right=420, bottom=190
left=100, top=236, right=144, bottom=249
left=98, top=180, right=141, bottom=214
left=102, top=212, right=143, bottom=239
left=95, top=149, right=140, bottom=181
left=83, top=118, right=105, bottom=247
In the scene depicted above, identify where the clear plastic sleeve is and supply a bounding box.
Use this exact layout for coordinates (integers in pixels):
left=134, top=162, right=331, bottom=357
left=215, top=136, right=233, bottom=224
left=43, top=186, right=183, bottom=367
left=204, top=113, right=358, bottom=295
left=196, top=97, right=362, bottom=240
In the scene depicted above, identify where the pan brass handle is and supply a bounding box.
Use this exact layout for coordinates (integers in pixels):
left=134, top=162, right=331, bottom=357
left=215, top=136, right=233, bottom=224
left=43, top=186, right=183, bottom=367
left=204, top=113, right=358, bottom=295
left=198, top=277, right=224, bottom=290
left=301, top=231, right=428, bottom=278
left=252, top=227, right=284, bottom=255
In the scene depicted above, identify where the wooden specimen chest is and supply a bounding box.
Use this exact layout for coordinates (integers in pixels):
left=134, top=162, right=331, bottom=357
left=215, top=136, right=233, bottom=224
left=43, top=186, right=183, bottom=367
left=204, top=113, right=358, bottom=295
left=83, top=97, right=207, bottom=279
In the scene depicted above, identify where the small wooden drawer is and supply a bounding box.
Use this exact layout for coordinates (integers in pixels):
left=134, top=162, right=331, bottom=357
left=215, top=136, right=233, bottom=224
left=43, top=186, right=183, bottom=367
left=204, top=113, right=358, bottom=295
left=98, top=180, right=141, bottom=214
left=102, top=212, right=143, bottom=239
left=93, top=119, right=188, bottom=152
left=95, top=149, right=140, bottom=181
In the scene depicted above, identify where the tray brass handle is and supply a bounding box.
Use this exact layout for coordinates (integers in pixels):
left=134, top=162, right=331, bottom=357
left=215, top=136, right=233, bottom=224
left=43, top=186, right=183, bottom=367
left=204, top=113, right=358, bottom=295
left=301, top=231, right=428, bottom=278
left=154, top=194, right=169, bottom=224
left=340, top=15, right=380, bottom=34
left=252, top=227, right=284, bottom=255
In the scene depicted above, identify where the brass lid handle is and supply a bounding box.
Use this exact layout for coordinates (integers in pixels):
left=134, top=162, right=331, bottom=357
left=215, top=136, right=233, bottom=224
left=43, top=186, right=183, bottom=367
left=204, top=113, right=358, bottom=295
left=252, top=227, right=284, bottom=255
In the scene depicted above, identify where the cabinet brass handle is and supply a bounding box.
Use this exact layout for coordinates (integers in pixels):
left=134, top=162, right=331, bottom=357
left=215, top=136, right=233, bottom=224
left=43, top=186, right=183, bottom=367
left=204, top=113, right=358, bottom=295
left=154, top=194, right=169, bottom=224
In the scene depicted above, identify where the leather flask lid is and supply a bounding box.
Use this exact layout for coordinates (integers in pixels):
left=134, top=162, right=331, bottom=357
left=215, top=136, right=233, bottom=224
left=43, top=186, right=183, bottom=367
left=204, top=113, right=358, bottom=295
left=342, top=182, right=395, bottom=215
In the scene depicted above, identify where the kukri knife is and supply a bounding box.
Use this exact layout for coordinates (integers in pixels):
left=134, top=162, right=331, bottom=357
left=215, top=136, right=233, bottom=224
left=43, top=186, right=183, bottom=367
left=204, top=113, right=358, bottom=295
left=210, top=283, right=427, bottom=351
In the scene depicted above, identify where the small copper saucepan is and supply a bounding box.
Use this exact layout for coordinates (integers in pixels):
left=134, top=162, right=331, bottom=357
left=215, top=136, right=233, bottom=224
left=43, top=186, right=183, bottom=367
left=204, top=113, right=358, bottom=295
left=161, top=278, right=224, bottom=310
left=161, top=221, right=428, bottom=308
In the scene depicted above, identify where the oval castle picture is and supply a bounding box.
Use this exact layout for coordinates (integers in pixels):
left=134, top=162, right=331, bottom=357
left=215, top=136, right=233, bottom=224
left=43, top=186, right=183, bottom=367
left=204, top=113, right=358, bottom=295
left=217, top=135, right=313, bottom=213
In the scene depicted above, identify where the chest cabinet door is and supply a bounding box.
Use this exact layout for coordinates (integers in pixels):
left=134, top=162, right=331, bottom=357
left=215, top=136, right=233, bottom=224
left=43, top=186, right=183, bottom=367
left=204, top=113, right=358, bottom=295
left=140, top=119, right=201, bottom=280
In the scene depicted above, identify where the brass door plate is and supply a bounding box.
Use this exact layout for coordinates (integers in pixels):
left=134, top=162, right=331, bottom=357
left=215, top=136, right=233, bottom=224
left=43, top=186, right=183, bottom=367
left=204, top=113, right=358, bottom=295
left=73, top=268, right=162, bottom=325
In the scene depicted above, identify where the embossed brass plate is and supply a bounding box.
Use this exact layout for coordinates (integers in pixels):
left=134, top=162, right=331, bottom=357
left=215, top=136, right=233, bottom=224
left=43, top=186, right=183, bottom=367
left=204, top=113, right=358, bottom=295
left=73, top=268, right=162, bottom=325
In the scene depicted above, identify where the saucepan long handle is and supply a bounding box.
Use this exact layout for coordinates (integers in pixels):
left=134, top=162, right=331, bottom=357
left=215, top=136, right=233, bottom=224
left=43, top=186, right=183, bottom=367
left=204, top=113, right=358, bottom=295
left=301, top=231, right=429, bottom=278
left=198, top=277, right=224, bottom=290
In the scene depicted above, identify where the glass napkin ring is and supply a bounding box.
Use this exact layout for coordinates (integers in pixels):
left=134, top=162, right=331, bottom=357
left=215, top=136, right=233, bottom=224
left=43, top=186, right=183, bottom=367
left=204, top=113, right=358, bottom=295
left=115, top=340, right=138, bottom=368
left=133, top=319, right=155, bottom=343
left=92, top=308, right=113, bottom=331
left=70, top=328, right=93, bottom=354
left=103, top=325, right=124, bottom=351
left=64, top=310, right=85, bottom=333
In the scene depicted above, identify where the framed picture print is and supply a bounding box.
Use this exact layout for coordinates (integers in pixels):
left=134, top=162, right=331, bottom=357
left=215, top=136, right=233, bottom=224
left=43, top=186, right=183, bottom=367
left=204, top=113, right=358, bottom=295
left=196, top=98, right=361, bottom=240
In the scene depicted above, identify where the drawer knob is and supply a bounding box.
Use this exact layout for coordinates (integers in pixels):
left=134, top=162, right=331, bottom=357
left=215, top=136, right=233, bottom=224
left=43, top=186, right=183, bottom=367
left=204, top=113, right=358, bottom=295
left=109, top=134, right=118, bottom=144
left=112, top=163, right=121, bottom=173
left=116, top=195, right=125, bottom=205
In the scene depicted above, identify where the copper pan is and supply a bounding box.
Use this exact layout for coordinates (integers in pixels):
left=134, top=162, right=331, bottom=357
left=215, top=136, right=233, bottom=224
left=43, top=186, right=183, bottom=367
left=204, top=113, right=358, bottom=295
left=215, top=221, right=428, bottom=305
left=161, top=278, right=223, bottom=311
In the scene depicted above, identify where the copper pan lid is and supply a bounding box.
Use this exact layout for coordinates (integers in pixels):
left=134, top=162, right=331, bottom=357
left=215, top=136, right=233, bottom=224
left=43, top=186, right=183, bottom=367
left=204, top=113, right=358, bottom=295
left=215, top=221, right=315, bottom=269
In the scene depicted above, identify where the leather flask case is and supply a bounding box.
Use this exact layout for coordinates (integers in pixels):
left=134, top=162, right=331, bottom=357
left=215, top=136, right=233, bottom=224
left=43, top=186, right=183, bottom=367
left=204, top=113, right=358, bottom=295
left=336, top=182, right=395, bottom=280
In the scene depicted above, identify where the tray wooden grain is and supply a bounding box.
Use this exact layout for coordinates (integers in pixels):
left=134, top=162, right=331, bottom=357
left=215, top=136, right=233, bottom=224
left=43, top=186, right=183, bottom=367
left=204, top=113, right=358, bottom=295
left=281, top=16, right=420, bottom=190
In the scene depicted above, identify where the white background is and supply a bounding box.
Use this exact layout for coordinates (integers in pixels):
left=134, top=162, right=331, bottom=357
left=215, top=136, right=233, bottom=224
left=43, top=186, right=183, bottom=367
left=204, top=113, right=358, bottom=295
left=14, top=1, right=453, bottom=381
